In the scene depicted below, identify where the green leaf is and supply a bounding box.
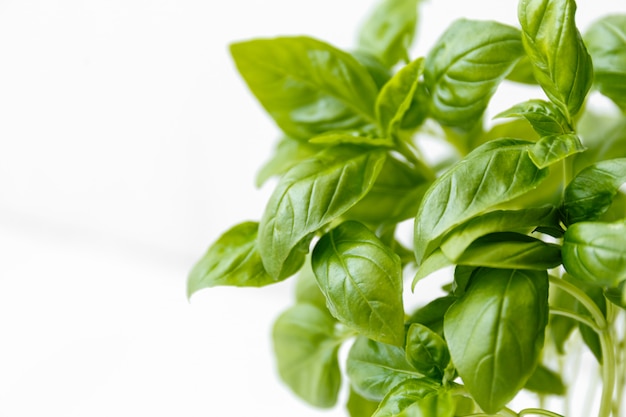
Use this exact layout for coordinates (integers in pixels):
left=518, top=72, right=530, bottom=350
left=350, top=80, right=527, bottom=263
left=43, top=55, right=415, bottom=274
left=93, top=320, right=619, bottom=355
left=444, top=268, right=549, bottom=414
left=574, top=114, right=626, bottom=173
left=357, top=0, right=421, bottom=68
left=424, top=19, right=524, bottom=130
left=352, top=50, right=392, bottom=90
left=562, top=158, right=626, bottom=225
left=414, top=139, right=548, bottom=266
left=562, top=220, right=626, bottom=287
left=187, top=222, right=274, bottom=298
left=259, top=145, right=386, bottom=279
left=528, top=134, right=586, bottom=169
left=230, top=36, right=378, bottom=140
left=256, top=137, right=322, bottom=187
left=376, top=58, right=424, bottom=139
left=524, top=364, right=566, bottom=395
left=309, top=131, right=394, bottom=148
left=455, top=232, right=562, bottom=271
left=312, top=221, right=405, bottom=346
left=439, top=206, right=559, bottom=261
left=506, top=55, right=538, bottom=85
left=372, top=380, right=450, bottom=417
left=406, top=296, right=457, bottom=337
left=518, top=0, right=593, bottom=119
left=347, top=336, right=426, bottom=401
left=347, top=389, right=380, bottom=417
left=413, top=249, right=453, bottom=287
left=495, top=99, right=573, bottom=137
left=584, top=15, right=626, bottom=111
left=294, top=257, right=328, bottom=309
left=405, top=323, right=451, bottom=380
left=605, top=282, right=626, bottom=310
left=346, top=154, right=431, bottom=224
left=272, top=303, right=342, bottom=408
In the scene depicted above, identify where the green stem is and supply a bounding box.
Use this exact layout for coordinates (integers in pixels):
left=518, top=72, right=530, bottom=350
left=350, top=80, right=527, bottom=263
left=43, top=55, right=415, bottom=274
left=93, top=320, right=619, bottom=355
left=548, top=276, right=615, bottom=417
left=518, top=408, right=564, bottom=417
left=549, top=307, right=602, bottom=333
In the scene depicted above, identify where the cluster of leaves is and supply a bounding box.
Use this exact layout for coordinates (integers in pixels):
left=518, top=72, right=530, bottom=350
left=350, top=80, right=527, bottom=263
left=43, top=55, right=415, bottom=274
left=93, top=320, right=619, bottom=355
left=189, top=0, right=626, bottom=416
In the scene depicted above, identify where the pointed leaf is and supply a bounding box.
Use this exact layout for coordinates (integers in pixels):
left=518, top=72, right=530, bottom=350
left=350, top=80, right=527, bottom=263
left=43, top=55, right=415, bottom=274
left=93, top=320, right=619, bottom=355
left=495, top=99, right=572, bottom=137
left=259, top=146, right=386, bottom=279
left=444, top=268, right=549, bottom=414
left=372, top=380, right=447, bottom=417
left=528, top=134, right=586, bottom=169
left=187, top=222, right=274, bottom=298
left=231, top=37, right=378, bottom=140
left=312, top=221, right=405, bottom=346
left=405, top=323, right=451, bottom=380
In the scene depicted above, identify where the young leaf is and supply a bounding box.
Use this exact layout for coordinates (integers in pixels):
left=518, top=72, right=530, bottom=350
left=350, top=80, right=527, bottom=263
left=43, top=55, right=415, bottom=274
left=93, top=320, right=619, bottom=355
left=562, top=158, right=626, bottom=225
left=439, top=206, right=559, bottom=261
left=414, top=139, right=548, bottom=266
left=187, top=222, right=274, bottom=298
left=524, top=364, right=566, bottom=395
left=272, top=303, right=342, bottom=408
left=406, top=296, right=457, bottom=336
left=372, top=380, right=449, bottom=417
left=258, top=145, right=386, bottom=279
left=424, top=19, right=524, bottom=130
left=584, top=15, right=626, bottom=111
left=518, top=0, right=593, bottom=119
left=444, top=268, right=549, bottom=414
left=562, top=220, right=626, bottom=287
left=495, top=99, right=573, bottom=137
left=230, top=37, right=378, bottom=140
left=455, top=232, right=562, bottom=271
left=312, top=221, right=405, bottom=346
left=405, top=323, right=451, bottom=380
left=528, top=133, right=586, bottom=169
left=376, top=57, right=425, bottom=139
left=347, top=336, right=426, bottom=401
left=357, top=0, right=422, bottom=68
left=256, top=137, right=322, bottom=187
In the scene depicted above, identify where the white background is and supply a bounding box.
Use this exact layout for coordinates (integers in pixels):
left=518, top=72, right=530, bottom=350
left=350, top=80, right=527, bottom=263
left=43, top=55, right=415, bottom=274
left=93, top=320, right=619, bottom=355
left=0, top=1, right=620, bottom=416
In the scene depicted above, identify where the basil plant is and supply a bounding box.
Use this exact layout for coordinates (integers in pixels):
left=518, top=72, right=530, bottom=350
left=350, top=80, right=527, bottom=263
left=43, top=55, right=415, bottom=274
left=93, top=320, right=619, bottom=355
left=189, top=0, right=626, bottom=416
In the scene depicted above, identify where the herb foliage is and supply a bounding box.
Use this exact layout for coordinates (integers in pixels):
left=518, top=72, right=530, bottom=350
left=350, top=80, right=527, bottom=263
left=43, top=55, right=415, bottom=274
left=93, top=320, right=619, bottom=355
left=189, top=0, right=626, bottom=415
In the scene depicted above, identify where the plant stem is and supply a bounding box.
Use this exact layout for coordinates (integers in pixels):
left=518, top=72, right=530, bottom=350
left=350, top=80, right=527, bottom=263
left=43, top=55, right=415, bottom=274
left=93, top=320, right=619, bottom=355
left=518, top=408, right=564, bottom=417
left=548, top=276, right=615, bottom=417
left=549, top=307, right=602, bottom=333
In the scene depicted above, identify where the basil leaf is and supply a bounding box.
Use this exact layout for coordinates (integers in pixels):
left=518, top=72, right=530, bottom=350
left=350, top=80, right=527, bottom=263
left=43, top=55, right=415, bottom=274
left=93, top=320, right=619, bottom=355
left=528, top=134, right=586, bottom=169
left=405, top=323, right=451, bottom=380
left=605, top=282, right=626, bottom=310
left=506, top=55, right=538, bottom=85
left=259, top=145, right=386, bottom=279
left=352, top=50, right=392, bottom=90
left=347, top=154, right=431, bottom=225
left=357, top=0, right=421, bottom=68
left=518, top=0, right=593, bottom=119
left=256, top=137, right=322, bottom=187
left=584, top=15, right=626, bottom=112
left=376, top=58, right=424, bottom=139
left=524, top=364, right=566, bottom=395
left=439, top=206, right=559, bottom=261
left=455, top=232, right=562, bottom=271
left=406, top=296, right=457, bottom=337
left=562, top=158, right=626, bottom=225
left=413, top=249, right=453, bottom=287
left=347, top=336, right=425, bottom=401
left=424, top=19, right=524, bottom=130
left=272, top=303, right=342, bottom=408
left=309, top=130, right=393, bottom=148
left=187, top=222, right=274, bottom=298
left=562, top=220, right=626, bottom=287
left=574, top=114, right=626, bottom=173
left=444, top=268, right=549, bottom=414
left=372, top=380, right=446, bottom=417
left=230, top=36, right=378, bottom=140
left=495, top=99, right=573, bottom=137
left=414, top=139, right=548, bottom=266
left=294, top=257, right=327, bottom=309
left=347, top=389, right=380, bottom=417
left=312, top=221, right=405, bottom=346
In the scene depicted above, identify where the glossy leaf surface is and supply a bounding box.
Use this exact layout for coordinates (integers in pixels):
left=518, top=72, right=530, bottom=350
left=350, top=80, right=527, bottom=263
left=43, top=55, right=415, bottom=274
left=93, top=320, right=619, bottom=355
left=273, top=303, right=342, bottom=408
left=495, top=99, right=572, bottom=137
left=405, top=323, right=451, bottom=379
left=312, top=221, right=405, bottom=346
left=424, top=19, right=524, bottom=129
left=528, top=133, right=585, bottom=169
left=562, top=158, right=626, bottom=225
left=414, top=139, right=548, bottom=265
left=444, top=268, right=549, bottom=413
left=372, top=380, right=450, bottom=417
left=259, top=146, right=386, bottom=279
left=187, top=222, right=274, bottom=298
left=562, top=220, right=626, bottom=286
left=231, top=37, right=378, bottom=140
left=518, top=0, right=592, bottom=119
